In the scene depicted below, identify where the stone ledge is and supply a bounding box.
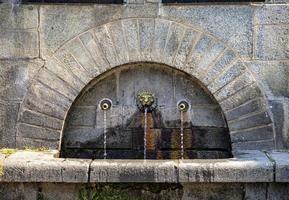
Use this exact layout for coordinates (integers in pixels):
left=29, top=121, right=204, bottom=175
left=268, top=150, right=289, bottom=182
left=0, top=151, right=90, bottom=183
left=0, top=150, right=286, bottom=183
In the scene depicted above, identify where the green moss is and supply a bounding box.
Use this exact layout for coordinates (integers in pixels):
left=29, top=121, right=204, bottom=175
left=0, top=164, right=3, bottom=177
left=78, top=186, right=141, bottom=200
left=0, top=148, right=17, bottom=156
left=24, top=146, right=49, bottom=152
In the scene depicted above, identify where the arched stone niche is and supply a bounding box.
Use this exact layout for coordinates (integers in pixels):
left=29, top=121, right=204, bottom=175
left=16, top=18, right=275, bottom=152
left=61, top=63, right=231, bottom=159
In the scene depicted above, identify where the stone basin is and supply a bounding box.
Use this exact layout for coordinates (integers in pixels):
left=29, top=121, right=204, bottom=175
left=1, top=150, right=287, bottom=183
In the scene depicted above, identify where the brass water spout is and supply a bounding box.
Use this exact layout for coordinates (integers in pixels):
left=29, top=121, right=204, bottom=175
left=99, top=98, right=112, bottom=111
left=177, top=100, right=190, bottom=112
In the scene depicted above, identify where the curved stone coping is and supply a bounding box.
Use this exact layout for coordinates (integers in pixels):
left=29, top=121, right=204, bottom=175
left=0, top=150, right=287, bottom=183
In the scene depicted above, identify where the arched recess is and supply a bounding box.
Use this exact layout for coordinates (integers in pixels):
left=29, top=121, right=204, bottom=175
left=16, top=18, right=275, bottom=151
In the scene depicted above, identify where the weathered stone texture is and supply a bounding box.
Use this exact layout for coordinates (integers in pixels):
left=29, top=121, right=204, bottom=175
left=182, top=183, right=243, bottom=200
left=255, top=5, right=289, bottom=25
left=230, top=125, right=274, bottom=143
left=267, top=183, right=289, bottom=200
left=0, top=102, right=19, bottom=148
left=269, top=100, right=287, bottom=149
left=269, top=151, right=289, bottom=182
left=226, top=98, right=266, bottom=121
left=0, top=59, right=44, bottom=102
left=40, top=5, right=97, bottom=57
left=0, top=30, right=39, bottom=59
left=1, top=151, right=90, bottom=183
left=0, top=4, right=38, bottom=30
left=232, top=139, right=275, bottom=151
left=179, top=150, right=273, bottom=182
left=248, top=61, right=289, bottom=98
left=255, top=25, right=289, bottom=60
left=244, top=183, right=267, bottom=200
left=90, top=160, right=177, bottom=182
left=160, top=6, right=254, bottom=59
left=0, top=4, right=282, bottom=153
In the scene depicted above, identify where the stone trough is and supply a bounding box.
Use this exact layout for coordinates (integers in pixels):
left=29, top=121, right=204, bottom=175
left=0, top=150, right=287, bottom=183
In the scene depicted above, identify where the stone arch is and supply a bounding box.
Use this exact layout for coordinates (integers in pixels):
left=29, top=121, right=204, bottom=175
left=16, top=18, right=275, bottom=151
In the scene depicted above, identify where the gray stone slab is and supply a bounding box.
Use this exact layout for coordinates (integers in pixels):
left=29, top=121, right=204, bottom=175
left=182, top=183, right=243, bottom=200
left=208, top=61, right=246, bottom=94
left=220, top=83, right=263, bottom=111
left=19, top=109, right=63, bottom=131
left=151, top=19, right=170, bottom=62
left=22, top=90, right=67, bottom=120
left=269, top=151, right=289, bottom=182
left=255, top=25, right=289, bottom=60
left=178, top=150, right=273, bottom=182
left=36, top=69, right=78, bottom=101
left=138, top=18, right=154, bottom=61
left=0, top=183, right=38, bottom=200
left=232, top=139, right=275, bottom=151
left=203, top=49, right=237, bottom=86
left=190, top=107, right=226, bottom=127
left=269, top=100, right=287, bottom=149
left=244, top=183, right=267, bottom=200
left=66, top=106, right=96, bottom=127
left=0, top=57, right=43, bottom=102
left=267, top=183, right=289, bottom=200
left=174, top=28, right=199, bottom=69
left=215, top=71, right=254, bottom=101
left=93, top=25, right=119, bottom=67
left=247, top=60, right=289, bottom=98
left=0, top=4, right=38, bottom=29
left=44, top=56, right=85, bottom=92
left=79, top=31, right=110, bottom=73
left=17, top=123, right=61, bottom=141
left=230, top=125, right=274, bottom=143
left=1, top=151, right=90, bottom=183
left=40, top=5, right=97, bottom=55
left=160, top=6, right=254, bottom=59
left=228, top=111, right=272, bottom=132
left=90, top=159, right=178, bottom=182
left=106, top=21, right=129, bottom=65
left=122, top=19, right=140, bottom=62
left=0, top=102, right=19, bottom=148
left=53, top=48, right=92, bottom=85
left=0, top=30, right=39, bottom=59
left=226, top=98, right=266, bottom=121
left=16, top=137, right=59, bottom=149
left=163, top=22, right=185, bottom=65
left=255, top=5, right=289, bottom=25
left=66, top=39, right=100, bottom=77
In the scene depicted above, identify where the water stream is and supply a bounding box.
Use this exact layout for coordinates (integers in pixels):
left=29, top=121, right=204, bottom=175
left=103, top=110, right=107, bottom=159
left=180, top=110, right=184, bottom=160
left=144, top=107, right=148, bottom=160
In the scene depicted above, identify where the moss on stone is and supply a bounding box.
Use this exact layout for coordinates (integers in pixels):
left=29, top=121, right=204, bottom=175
left=0, top=164, right=3, bottom=177
left=24, top=146, right=49, bottom=152
left=0, top=148, right=17, bottom=156
left=78, top=186, right=141, bottom=200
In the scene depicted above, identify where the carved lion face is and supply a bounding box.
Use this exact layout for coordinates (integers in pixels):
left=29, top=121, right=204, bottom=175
left=137, top=91, right=155, bottom=107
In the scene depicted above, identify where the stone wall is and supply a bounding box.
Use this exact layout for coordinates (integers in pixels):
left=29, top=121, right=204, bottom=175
left=1, top=182, right=289, bottom=200
left=0, top=0, right=288, bottom=151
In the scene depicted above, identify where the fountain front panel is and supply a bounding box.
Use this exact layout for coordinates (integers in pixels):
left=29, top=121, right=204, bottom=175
left=60, top=63, right=231, bottom=159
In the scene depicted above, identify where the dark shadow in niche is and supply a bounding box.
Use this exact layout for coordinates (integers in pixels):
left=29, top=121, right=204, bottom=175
left=61, top=108, right=232, bottom=159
